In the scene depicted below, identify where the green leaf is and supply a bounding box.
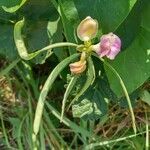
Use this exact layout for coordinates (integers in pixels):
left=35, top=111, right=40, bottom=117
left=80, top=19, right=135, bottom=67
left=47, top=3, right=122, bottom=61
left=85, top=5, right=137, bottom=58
left=53, top=0, right=77, bottom=55
left=47, top=16, right=68, bottom=61
left=24, top=20, right=52, bottom=64
left=140, top=90, right=150, bottom=106
left=59, top=0, right=137, bottom=33
left=0, top=24, right=18, bottom=60
left=105, top=28, right=150, bottom=97
left=72, top=97, right=102, bottom=118
left=72, top=87, right=108, bottom=120
left=0, top=0, right=20, bottom=7
left=141, top=2, right=150, bottom=32
left=115, top=0, right=143, bottom=50
left=2, top=0, right=27, bottom=13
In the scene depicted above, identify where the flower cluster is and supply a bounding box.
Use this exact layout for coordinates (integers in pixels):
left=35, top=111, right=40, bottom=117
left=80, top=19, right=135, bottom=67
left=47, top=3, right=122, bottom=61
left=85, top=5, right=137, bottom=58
left=70, top=16, right=121, bottom=74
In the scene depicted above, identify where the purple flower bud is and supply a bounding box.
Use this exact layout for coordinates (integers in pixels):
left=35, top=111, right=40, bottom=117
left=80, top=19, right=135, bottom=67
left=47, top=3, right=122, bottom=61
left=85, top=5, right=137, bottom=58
left=96, top=33, right=121, bottom=60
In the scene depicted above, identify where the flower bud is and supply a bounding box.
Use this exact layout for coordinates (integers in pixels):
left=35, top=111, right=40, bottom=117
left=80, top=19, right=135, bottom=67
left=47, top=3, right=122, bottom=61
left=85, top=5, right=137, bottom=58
left=77, top=16, right=98, bottom=41
left=69, top=60, right=86, bottom=74
left=96, top=33, right=121, bottom=60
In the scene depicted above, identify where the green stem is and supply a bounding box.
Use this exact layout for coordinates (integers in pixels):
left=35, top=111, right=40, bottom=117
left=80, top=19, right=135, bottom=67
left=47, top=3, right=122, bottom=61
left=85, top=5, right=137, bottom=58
left=28, top=42, right=78, bottom=60
left=93, top=53, right=137, bottom=134
left=36, top=42, right=78, bottom=54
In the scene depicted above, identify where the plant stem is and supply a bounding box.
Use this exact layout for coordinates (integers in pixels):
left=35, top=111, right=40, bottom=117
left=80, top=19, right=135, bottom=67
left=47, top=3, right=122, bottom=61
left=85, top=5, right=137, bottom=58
left=93, top=53, right=137, bottom=134
left=102, top=57, right=136, bottom=134
left=37, top=42, right=78, bottom=53
left=32, top=42, right=78, bottom=59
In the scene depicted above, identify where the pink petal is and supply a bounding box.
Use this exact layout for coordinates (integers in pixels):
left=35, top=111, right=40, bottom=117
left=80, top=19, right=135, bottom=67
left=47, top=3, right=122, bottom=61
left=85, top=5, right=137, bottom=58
left=96, top=33, right=121, bottom=59
left=106, top=45, right=120, bottom=60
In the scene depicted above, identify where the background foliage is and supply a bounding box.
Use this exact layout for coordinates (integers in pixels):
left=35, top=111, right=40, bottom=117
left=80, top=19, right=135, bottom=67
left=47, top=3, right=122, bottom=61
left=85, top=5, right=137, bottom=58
left=0, top=0, right=150, bottom=149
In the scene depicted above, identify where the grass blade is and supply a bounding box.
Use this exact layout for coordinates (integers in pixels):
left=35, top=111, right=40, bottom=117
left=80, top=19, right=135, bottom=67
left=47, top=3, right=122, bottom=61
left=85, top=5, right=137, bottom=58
left=45, top=101, right=92, bottom=138
left=0, top=59, right=20, bottom=77
left=39, top=122, right=45, bottom=150
left=0, top=110, right=11, bottom=148
left=17, top=113, right=28, bottom=150
left=145, top=111, right=149, bottom=150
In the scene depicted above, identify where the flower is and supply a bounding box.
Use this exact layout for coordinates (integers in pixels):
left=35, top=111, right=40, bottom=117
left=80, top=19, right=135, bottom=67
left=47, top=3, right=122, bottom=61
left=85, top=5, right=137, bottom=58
left=95, top=33, right=121, bottom=60
left=69, top=60, right=86, bottom=74
left=77, top=16, right=98, bottom=41
left=69, top=52, right=86, bottom=74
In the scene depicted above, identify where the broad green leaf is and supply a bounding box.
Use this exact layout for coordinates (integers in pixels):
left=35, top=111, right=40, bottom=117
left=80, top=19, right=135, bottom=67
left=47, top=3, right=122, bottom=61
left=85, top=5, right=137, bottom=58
left=97, top=0, right=137, bottom=32
left=116, top=0, right=143, bottom=50
left=1, top=0, right=27, bottom=13
left=47, top=16, right=68, bottom=61
left=105, top=28, right=150, bottom=97
left=59, top=0, right=137, bottom=33
left=0, top=0, right=19, bottom=7
left=58, top=0, right=79, bottom=24
left=0, top=24, right=18, bottom=60
left=72, top=87, right=108, bottom=120
left=52, top=0, right=78, bottom=55
left=24, top=20, right=52, bottom=63
left=104, top=0, right=150, bottom=97
left=141, top=2, right=150, bottom=32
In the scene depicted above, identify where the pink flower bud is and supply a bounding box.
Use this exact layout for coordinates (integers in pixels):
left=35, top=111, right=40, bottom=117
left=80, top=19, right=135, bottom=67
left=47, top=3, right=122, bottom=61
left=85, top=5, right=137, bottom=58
left=96, top=33, right=121, bottom=60
left=69, top=60, right=86, bottom=74
left=69, top=52, right=87, bottom=75
left=77, top=16, right=98, bottom=41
